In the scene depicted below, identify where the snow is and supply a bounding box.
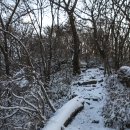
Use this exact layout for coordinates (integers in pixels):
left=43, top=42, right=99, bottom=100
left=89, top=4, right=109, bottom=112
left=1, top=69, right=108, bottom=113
left=42, top=96, right=84, bottom=130
left=16, top=77, right=29, bottom=88
left=13, top=68, right=25, bottom=77
left=65, top=68, right=114, bottom=130
left=13, top=68, right=29, bottom=88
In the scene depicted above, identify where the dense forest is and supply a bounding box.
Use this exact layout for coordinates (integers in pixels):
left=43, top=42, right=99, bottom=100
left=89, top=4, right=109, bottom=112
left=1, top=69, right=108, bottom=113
left=0, top=0, right=130, bottom=130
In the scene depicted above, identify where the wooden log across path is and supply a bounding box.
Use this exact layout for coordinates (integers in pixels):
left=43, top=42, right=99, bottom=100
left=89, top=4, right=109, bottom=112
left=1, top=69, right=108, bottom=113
left=42, top=96, right=84, bottom=130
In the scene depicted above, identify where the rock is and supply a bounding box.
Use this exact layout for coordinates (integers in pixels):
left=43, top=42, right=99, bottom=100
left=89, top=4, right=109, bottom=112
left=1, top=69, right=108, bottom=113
left=117, top=66, right=130, bottom=87
left=86, top=102, right=90, bottom=105
left=98, top=79, right=103, bottom=83
left=99, top=67, right=104, bottom=70
left=84, top=97, right=90, bottom=100
left=92, top=98, right=99, bottom=101
left=92, top=85, right=96, bottom=87
left=92, top=120, right=99, bottom=123
left=71, top=94, right=78, bottom=98
left=91, top=76, right=95, bottom=79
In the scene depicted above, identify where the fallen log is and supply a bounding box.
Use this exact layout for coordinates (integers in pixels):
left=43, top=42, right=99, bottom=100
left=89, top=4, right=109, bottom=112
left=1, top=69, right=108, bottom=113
left=42, top=96, right=84, bottom=130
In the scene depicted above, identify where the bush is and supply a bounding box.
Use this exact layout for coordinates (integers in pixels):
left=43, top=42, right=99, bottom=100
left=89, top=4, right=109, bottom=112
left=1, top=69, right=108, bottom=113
left=103, top=75, right=130, bottom=129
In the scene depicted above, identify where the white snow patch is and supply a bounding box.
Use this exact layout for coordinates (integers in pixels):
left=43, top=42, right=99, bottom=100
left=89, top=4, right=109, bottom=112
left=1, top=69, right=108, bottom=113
left=13, top=68, right=25, bottom=77
left=16, top=77, right=29, bottom=88
left=19, top=78, right=29, bottom=88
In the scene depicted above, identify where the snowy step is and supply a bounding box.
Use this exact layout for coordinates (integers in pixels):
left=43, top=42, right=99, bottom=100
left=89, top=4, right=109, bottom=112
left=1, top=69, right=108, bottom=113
left=74, top=80, right=97, bottom=86
left=73, top=79, right=103, bottom=87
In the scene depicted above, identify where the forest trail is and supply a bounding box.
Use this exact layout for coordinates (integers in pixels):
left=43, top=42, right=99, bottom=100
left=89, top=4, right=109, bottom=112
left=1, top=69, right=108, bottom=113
left=66, top=67, right=114, bottom=130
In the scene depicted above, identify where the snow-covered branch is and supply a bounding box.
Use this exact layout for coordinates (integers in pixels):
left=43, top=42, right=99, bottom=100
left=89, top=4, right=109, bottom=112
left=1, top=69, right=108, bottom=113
left=12, top=93, right=38, bottom=111
left=38, top=80, right=56, bottom=113
left=12, top=92, right=46, bottom=120
left=0, top=28, right=33, bottom=68
left=0, top=110, right=18, bottom=120
left=0, top=105, right=36, bottom=113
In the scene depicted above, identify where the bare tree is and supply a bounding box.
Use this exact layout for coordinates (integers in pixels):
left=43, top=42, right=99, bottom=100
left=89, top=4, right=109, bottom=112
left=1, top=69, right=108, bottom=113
left=50, top=0, right=81, bottom=75
left=80, top=0, right=112, bottom=74
left=0, top=0, right=21, bottom=75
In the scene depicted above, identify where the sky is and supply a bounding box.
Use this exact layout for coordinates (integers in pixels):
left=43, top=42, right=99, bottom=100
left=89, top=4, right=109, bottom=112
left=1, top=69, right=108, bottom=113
left=21, top=0, right=68, bottom=27
left=1, top=0, right=88, bottom=28
left=1, top=0, right=63, bottom=26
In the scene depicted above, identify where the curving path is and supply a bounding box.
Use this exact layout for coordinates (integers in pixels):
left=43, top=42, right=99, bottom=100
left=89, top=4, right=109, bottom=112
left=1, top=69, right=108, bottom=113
left=66, top=68, right=114, bottom=130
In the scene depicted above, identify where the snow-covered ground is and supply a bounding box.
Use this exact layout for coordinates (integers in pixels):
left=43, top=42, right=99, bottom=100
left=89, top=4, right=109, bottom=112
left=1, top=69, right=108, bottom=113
left=66, top=68, right=114, bottom=130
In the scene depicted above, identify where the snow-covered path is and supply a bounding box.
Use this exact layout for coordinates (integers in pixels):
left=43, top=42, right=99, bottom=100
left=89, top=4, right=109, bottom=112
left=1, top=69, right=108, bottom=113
left=66, top=68, right=113, bottom=130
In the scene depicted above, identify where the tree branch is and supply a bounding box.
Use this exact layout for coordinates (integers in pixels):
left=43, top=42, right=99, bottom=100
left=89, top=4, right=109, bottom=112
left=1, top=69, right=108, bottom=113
left=0, top=28, right=33, bottom=68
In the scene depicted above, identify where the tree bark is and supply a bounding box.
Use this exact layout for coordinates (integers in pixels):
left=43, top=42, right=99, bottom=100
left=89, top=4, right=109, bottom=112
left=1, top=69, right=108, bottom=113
left=3, top=32, right=10, bottom=75
left=69, top=13, right=80, bottom=75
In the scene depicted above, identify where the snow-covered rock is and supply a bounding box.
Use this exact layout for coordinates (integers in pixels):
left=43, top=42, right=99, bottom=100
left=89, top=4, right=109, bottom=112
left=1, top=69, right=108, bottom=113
left=117, top=66, right=130, bottom=87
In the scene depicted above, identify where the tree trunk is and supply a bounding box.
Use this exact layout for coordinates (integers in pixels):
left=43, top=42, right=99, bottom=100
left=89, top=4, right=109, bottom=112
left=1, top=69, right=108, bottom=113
left=69, top=13, right=80, bottom=75
left=4, top=32, right=10, bottom=75
left=4, top=53, right=10, bottom=75
left=114, top=38, right=119, bottom=70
